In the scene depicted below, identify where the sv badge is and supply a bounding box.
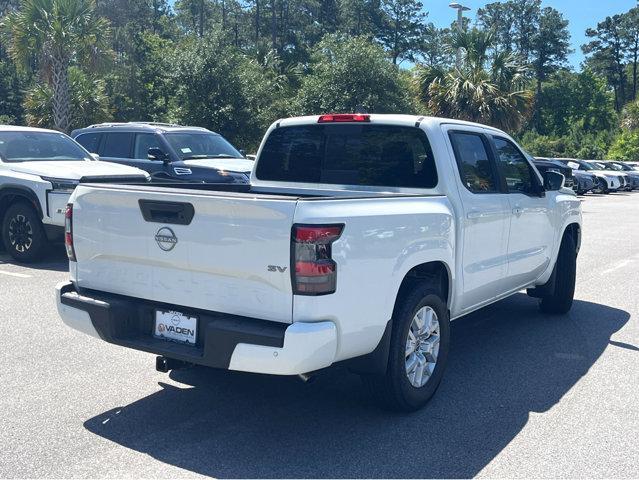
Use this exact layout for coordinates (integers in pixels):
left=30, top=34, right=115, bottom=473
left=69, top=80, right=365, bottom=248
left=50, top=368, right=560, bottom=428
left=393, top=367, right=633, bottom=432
left=267, top=265, right=288, bottom=273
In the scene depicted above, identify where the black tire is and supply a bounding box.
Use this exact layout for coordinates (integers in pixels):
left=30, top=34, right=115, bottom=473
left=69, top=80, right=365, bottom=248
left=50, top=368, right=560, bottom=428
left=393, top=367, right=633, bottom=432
left=539, top=232, right=576, bottom=314
left=1, top=202, right=48, bottom=263
left=362, top=283, right=450, bottom=412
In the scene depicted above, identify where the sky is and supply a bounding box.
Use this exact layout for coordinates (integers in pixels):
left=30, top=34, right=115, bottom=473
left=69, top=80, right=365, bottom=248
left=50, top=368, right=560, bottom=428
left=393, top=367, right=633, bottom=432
left=426, top=0, right=638, bottom=68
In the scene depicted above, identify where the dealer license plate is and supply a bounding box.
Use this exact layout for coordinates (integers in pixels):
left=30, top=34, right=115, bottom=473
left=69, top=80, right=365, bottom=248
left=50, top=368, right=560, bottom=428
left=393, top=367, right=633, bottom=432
left=154, top=310, right=197, bottom=346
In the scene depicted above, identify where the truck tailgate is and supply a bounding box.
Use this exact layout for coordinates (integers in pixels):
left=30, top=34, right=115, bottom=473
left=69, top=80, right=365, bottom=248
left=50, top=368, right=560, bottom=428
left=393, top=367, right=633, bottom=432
left=71, top=185, right=297, bottom=323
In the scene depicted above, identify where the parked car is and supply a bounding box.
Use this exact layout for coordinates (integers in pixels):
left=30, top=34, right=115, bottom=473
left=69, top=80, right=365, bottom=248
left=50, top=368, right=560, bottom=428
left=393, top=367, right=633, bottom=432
left=71, top=122, right=253, bottom=184
left=589, top=161, right=632, bottom=191
left=0, top=126, right=149, bottom=262
left=532, top=158, right=575, bottom=191
left=537, top=158, right=596, bottom=195
left=57, top=114, right=582, bottom=412
left=555, top=159, right=621, bottom=194
left=606, top=161, right=639, bottom=190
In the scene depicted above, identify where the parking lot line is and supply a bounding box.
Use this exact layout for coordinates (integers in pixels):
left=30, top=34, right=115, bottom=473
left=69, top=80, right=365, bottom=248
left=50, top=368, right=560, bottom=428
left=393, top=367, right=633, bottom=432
left=0, top=270, right=32, bottom=278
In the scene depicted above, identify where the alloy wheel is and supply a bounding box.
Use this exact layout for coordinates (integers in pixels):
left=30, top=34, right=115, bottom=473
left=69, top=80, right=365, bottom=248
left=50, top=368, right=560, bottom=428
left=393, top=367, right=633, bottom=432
left=405, top=306, right=440, bottom=388
left=8, top=214, right=33, bottom=253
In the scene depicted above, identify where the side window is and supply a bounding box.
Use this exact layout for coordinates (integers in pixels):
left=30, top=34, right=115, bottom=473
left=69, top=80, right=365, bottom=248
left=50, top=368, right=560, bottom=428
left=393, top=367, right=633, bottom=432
left=99, top=132, right=133, bottom=158
left=134, top=133, right=162, bottom=159
left=492, top=137, right=536, bottom=195
left=449, top=131, right=498, bottom=193
left=75, top=133, right=101, bottom=153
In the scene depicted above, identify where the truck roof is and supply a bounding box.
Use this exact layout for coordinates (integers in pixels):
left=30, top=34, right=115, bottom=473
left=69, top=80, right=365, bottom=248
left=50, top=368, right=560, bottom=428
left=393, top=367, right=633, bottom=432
left=275, top=114, right=507, bottom=134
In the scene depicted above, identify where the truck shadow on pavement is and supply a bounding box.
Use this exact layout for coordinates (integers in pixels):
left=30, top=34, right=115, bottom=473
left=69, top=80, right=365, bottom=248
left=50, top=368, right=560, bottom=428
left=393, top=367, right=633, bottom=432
left=0, top=248, right=68, bottom=272
left=84, top=294, right=629, bottom=478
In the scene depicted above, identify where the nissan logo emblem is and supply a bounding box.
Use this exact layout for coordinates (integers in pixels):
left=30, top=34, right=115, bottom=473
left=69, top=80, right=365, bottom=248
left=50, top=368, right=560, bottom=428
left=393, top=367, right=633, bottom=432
left=155, top=227, right=178, bottom=251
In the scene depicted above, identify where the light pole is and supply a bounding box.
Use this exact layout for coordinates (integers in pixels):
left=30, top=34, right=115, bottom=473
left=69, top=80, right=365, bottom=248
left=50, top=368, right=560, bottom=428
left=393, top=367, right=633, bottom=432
left=449, top=2, right=471, bottom=69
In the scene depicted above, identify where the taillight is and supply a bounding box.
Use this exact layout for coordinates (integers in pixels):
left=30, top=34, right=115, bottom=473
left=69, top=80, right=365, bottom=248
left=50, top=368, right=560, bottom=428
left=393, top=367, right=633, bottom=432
left=64, top=203, right=76, bottom=262
left=292, top=224, right=343, bottom=295
left=318, top=114, right=370, bottom=123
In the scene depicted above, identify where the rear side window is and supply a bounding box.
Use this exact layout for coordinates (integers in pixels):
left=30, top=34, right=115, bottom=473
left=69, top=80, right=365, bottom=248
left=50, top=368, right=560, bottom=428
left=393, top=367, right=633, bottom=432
left=99, top=132, right=133, bottom=158
left=449, top=132, right=498, bottom=193
left=75, top=132, right=101, bottom=153
left=256, top=124, right=437, bottom=189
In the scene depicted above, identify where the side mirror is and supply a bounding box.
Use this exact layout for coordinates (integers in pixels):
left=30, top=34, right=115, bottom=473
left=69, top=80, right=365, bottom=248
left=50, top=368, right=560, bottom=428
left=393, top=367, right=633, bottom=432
left=90, top=153, right=100, bottom=161
left=239, top=149, right=246, bottom=158
left=544, top=171, right=564, bottom=191
left=148, top=147, right=168, bottom=162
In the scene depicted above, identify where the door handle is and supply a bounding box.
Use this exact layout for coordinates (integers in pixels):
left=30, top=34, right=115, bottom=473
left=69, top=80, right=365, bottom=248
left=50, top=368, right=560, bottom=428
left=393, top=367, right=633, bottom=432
left=467, top=209, right=501, bottom=220
left=138, top=199, right=195, bottom=225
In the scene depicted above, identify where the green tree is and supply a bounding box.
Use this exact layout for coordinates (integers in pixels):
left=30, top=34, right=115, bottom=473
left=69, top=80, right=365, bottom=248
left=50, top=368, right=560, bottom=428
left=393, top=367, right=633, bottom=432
left=0, top=54, right=26, bottom=124
left=294, top=34, right=414, bottom=115
left=476, top=2, right=515, bottom=53
left=2, top=0, right=111, bottom=132
left=377, top=0, right=425, bottom=64
left=621, top=7, right=639, bottom=101
left=104, top=32, right=173, bottom=121
left=417, top=29, right=532, bottom=132
left=23, top=66, right=111, bottom=130
left=536, top=69, right=617, bottom=137
left=169, top=33, right=293, bottom=149
left=530, top=7, right=570, bottom=127
left=583, top=14, right=628, bottom=111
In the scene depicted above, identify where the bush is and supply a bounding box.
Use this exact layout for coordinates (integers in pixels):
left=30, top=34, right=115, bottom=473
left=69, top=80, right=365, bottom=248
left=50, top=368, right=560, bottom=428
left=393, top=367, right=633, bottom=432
left=169, top=33, right=294, bottom=151
left=608, top=131, right=639, bottom=161
left=293, top=35, right=415, bottom=115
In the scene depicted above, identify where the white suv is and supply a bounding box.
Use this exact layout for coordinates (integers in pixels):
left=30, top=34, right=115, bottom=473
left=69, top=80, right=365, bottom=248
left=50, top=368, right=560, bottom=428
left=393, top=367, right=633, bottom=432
left=0, top=126, right=149, bottom=262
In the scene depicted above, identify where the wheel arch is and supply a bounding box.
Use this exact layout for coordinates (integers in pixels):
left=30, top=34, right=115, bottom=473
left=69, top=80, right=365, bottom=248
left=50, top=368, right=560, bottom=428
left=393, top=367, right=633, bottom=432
left=0, top=185, right=44, bottom=222
left=347, top=260, right=452, bottom=376
left=393, top=261, right=452, bottom=315
left=563, top=222, right=581, bottom=254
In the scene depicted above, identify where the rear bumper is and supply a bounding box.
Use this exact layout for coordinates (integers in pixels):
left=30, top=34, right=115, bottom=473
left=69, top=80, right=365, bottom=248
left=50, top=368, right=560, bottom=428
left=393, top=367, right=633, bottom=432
left=56, top=282, right=337, bottom=375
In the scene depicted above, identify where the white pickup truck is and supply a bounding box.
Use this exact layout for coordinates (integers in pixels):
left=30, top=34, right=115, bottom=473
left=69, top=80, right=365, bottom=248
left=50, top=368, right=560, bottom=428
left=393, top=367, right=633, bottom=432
left=57, top=114, right=582, bottom=411
left=0, top=126, right=149, bottom=261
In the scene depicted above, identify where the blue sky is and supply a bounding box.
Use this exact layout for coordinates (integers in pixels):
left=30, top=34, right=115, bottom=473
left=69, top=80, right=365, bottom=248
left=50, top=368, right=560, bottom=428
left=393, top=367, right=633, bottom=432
left=426, top=0, right=638, bottom=68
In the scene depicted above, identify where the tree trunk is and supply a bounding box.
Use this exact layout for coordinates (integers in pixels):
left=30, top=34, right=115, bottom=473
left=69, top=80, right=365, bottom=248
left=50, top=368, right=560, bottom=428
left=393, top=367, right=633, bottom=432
left=633, top=41, right=638, bottom=101
left=270, top=0, right=276, bottom=51
left=221, top=0, right=226, bottom=29
left=255, top=0, right=260, bottom=43
left=199, top=0, right=204, bottom=37
left=51, top=54, right=71, bottom=133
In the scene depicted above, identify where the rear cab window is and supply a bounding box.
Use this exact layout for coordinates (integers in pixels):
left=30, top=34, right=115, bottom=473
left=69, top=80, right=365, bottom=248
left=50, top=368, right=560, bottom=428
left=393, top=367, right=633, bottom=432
left=448, top=131, right=499, bottom=193
left=255, top=124, right=438, bottom=189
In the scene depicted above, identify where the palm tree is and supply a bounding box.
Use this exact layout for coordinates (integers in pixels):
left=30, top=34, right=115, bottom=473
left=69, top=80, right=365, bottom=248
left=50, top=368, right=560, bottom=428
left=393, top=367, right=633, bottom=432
left=416, top=29, right=533, bottom=132
left=2, top=0, right=110, bottom=132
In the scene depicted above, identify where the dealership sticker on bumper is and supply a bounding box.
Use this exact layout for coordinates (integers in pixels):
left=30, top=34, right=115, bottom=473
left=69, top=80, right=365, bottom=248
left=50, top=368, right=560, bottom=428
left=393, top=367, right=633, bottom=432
left=154, top=310, right=197, bottom=345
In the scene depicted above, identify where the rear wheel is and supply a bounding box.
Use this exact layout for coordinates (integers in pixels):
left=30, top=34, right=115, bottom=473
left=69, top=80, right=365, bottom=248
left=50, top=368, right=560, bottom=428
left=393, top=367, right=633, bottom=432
left=361, top=283, right=450, bottom=412
left=539, top=232, right=576, bottom=314
left=1, top=202, right=48, bottom=263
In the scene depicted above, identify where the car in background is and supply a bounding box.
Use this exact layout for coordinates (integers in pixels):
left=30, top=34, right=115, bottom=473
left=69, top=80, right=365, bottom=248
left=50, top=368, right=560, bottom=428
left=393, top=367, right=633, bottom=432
left=0, top=126, right=149, bottom=262
left=555, top=159, right=622, bottom=194
left=589, top=161, right=633, bottom=191
left=536, top=157, right=596, bottom=195
left=607, top=161, right=639, bottom=190
left=71, top=122, right=253, bottom=184
left=533, top=158, right=575, bottom=191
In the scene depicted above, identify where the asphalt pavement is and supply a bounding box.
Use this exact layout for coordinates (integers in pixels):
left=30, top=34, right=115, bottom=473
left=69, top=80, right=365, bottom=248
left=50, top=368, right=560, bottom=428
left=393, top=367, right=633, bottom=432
left=0, top=192, right=637, bottom=478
